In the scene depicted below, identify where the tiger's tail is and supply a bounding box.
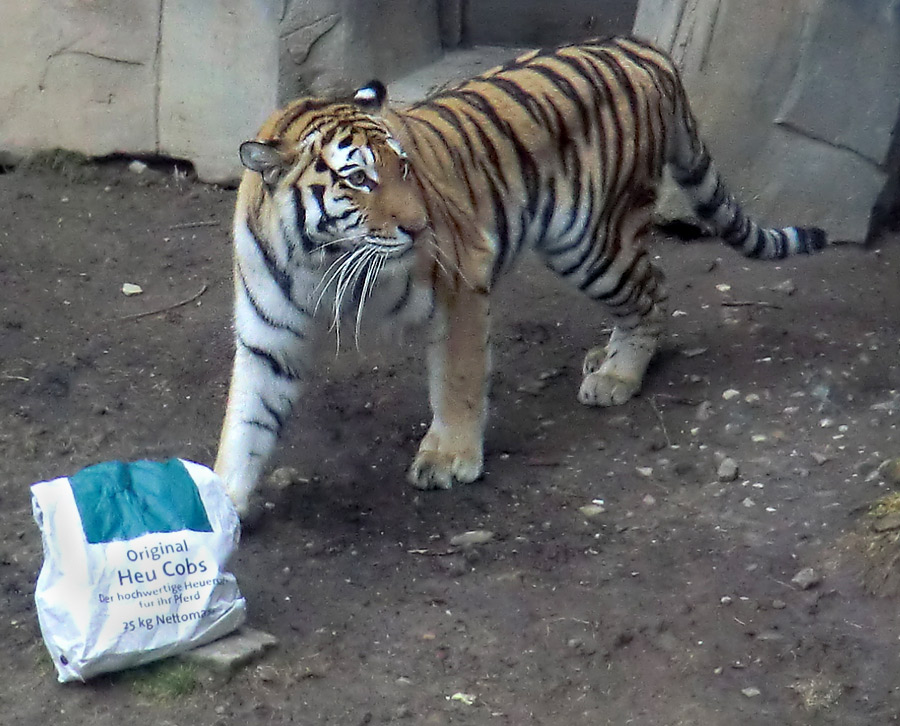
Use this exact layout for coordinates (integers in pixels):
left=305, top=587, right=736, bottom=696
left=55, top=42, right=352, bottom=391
left=666, top=87, right=827, bottom=259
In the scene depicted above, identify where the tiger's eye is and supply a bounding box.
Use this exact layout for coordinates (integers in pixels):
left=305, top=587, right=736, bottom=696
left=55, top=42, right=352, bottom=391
left=346, top=170, right=368, bottom=187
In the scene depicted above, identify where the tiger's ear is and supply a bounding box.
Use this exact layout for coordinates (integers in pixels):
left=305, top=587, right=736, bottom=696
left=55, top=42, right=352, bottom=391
left=353, top=80, right=388, bottom=113
left=239, top=141, right=287, bottom=185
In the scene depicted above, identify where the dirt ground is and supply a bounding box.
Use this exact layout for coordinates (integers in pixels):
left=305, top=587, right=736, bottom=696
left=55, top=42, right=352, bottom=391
left=2, top=160, right=900, bottom=726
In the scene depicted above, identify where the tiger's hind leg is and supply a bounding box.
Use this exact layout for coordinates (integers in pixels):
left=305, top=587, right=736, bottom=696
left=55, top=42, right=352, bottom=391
left=578, top=255, right=667, bottom=407
left=542, top=204, right=667, bottom=408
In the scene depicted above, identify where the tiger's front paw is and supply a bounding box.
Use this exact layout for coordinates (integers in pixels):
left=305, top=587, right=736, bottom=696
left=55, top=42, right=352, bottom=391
left=408, top=431, right=484, bottom=490
left=578, top=371, right=641, bottom=407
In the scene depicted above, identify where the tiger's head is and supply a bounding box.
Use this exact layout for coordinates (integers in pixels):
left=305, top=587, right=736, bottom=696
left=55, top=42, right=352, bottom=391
left=238, top=81, right=429, bottom=269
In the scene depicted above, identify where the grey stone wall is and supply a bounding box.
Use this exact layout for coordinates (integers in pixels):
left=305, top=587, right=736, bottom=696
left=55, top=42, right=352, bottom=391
left=634, top=0, right=900, bottom=241
left=0, top=0, right=279, bottom=184
left=0, top=1, right=164, bottom=163
left=461, top=0, right=638, bottom=47
left=279, top=0, right=441, bottom=101
left=0, top=0, right=441, bottom=183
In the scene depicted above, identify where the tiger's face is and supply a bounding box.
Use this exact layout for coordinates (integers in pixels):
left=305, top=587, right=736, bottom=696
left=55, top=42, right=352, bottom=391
left=239, top=99, right=428, bottom=270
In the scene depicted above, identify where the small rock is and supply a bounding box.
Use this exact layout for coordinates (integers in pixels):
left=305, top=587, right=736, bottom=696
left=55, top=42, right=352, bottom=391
left=449, top=530, right=495, bottom=547
left=636, top=466, right=653, bottom=477
left=880, top=458, right=900, bottom=485
left=741, top=687, right=761, bottom=698
left=448, top=693, right=476, bottom=706
left=811, top=452, right=830, bottom=465
left=716, top=283, right=732, bottom=292
left=744, top=393, right=761, bottom=405
left=121, top=283, right=143, bottom=296
left=696, top=400, right=713, bottom=421
left=755, top=630, right=784, bottom=642
left=268, top=466, right=309, bottom=489
left=647, top=431, right=668, bottom=451
left=518, top=368, right=562, bottom=395
left=854, top=457, right=882, bottom=476
left=770, top=279, right=797, bottom=295
left=579, top=504, right=606, bottom=518
left=742, top=497, right=755, bottom=508
left=872, top=513, right=900, bottom=533
left=128, top=159, right=148, bottom=174
left=681, top=347, right=708, bottom=358
left=256, top=665, right=279, bottom=682
left=722, top=389, right=740, bottom=401
left=517, top=379, right=546, bottom=395
left=871, top=397, right=900, bottom=413
left=791, top=567, right=821, bottom=590
left=720, top=595, right=733, bottom=605
left=717, top=458, right=739, bottom=482
left=772, top=599, right=787, bottom=610
left=642, top=494, right=656, bottom=506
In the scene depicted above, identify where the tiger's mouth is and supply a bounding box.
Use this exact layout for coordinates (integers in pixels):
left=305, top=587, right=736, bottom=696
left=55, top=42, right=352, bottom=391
left=364, top=236, right=414, bottom=258
left=311, top=232, right=414, bottom=262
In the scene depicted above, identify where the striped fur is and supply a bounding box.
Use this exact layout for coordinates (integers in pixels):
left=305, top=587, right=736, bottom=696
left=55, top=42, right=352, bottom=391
left=215, top=36, right=827, bottom=515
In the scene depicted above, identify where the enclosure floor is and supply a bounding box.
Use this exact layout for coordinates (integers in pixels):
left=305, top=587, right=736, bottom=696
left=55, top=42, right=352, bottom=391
left=1, top=158, right=899, bottom=725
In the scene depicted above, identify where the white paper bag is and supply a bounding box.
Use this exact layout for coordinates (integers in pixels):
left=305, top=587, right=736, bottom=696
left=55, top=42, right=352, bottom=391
left=32, top=458, right=247, bottom=682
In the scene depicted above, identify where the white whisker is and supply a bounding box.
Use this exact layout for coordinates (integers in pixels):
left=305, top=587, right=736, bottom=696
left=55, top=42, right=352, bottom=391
left=352, top=259, right=374, bottom=349
left=425, top=231, right=472, bottom=288
left=429, top=244, right=452, bottom=280
left=354, top=253, right=385, bottom=347
left=332, top=247, right=374, bottom=351
left=334, top=248, right=372, bottom=319
left=320, top=246, right=367, bottom=350
left=312, top=248, right=355, bottom=314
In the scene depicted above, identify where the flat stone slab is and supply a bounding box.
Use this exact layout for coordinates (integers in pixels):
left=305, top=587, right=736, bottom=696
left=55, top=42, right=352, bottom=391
left=389, top=46, right=522, bottom=105
left=182, top=628, right=278, bottom=675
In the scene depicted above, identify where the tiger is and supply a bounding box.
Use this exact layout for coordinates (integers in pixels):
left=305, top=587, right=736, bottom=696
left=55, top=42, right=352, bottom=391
left=214, top=35, right=827, bottom=516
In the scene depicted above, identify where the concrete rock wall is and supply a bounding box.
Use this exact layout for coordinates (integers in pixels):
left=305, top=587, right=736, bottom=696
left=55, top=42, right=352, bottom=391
left=634, top=0, right=900, bottom=241
left=0, top=1, right=162, bottom=162
left=160, top=0, right=279, bottom=183
left=279, top=0, right=441, bottom=101
left=0, top=0, right=440, bottom=183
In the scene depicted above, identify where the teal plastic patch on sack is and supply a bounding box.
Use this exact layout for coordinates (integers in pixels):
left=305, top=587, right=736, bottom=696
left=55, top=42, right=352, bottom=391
left=70, top=459, right=213, bottom=544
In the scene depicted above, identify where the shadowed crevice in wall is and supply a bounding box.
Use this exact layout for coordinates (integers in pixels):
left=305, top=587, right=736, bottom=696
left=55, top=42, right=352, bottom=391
left=869, top=109, right=900, bottom=240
